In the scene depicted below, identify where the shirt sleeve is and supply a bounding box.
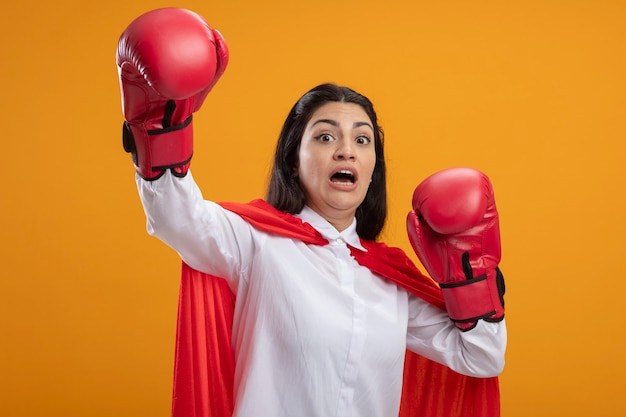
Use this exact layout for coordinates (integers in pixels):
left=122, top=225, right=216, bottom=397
left=405, top=295, right=507, bottom=378
left=135, top=170, right=258, bottom=292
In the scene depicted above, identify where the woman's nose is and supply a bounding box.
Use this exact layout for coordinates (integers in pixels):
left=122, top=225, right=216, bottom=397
left=334, top=140, right=355, bottom=160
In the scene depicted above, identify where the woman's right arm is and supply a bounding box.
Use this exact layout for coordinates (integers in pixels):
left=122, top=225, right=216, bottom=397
left=117, top=9, right=235, bottom=278
left=136, top=171, right=256, bottom=285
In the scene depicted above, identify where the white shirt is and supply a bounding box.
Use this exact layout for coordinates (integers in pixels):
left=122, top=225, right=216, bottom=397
left=137, top=171, right=506, bottom=417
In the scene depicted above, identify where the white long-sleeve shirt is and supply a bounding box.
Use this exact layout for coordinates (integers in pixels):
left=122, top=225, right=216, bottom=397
left=137, top=171, right=506, bottom=417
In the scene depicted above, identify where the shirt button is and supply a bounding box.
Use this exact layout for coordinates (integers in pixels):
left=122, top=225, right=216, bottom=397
left=336, top=238, right=344, bottom=244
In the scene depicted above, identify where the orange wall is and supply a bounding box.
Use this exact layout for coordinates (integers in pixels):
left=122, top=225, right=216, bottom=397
left=1, top=0, right=625, bottom=416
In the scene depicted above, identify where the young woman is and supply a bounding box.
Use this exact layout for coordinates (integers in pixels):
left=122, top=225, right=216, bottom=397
left=118, top=8, right=506, bottom=417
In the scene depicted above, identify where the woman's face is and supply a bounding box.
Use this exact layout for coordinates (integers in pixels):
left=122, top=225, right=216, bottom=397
left=296, top=101, right=376, bottom=231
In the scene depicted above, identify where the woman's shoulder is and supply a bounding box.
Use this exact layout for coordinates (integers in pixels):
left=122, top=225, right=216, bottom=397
left=219, top=199, right=327, bottom=245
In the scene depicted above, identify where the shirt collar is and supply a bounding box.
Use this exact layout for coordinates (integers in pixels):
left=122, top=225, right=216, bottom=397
left=296, top=206, right=367, bottom=251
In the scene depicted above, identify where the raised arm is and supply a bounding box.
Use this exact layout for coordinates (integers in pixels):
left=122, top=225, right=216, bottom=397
left=116, top=8, right=247, bottom=280
left=405, top=167, right=507, bottom=376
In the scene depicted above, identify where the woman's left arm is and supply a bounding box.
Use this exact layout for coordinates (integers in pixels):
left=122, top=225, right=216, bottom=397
left=406, top=299, right=507, bottom=378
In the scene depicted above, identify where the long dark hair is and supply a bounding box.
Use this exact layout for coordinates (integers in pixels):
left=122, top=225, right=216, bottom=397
left=266, top=83, right=387, bottom=241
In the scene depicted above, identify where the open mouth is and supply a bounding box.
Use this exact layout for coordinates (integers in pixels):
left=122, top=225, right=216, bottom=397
left=330, top=170, right=356, bottom=184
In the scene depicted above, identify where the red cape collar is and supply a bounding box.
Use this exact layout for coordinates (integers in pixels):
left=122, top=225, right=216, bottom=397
left=219, top=199, right=445, bottom=309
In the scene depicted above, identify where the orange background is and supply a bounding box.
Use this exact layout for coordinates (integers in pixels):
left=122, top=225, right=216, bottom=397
left=1, top=0, right=625, bottom=416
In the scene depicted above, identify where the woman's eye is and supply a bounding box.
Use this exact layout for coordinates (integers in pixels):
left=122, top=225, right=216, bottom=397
left=356, top=136, right=371, bottom=145
left=316, top=134, right=334, bottom=142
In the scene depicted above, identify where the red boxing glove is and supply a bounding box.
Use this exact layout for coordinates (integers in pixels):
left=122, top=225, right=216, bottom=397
left=116, top=7, right=229, bottom=180
left=407, top=167, right=505, bottom=331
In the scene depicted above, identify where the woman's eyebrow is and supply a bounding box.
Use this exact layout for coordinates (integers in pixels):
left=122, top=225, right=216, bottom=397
left=354, top=121, right=374, bottom=131
left=312, top=119, right=373, bottom=131
left=311, top=118, right=339, bottom=127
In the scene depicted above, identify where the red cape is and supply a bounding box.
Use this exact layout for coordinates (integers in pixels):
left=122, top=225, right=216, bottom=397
left=171, top=199, right=500, bottom=417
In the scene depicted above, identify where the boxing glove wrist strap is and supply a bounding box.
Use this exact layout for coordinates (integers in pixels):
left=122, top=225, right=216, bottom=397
left=123, top=116, right=194, bottom=180
left=440, top=270, right=505, bottom=326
